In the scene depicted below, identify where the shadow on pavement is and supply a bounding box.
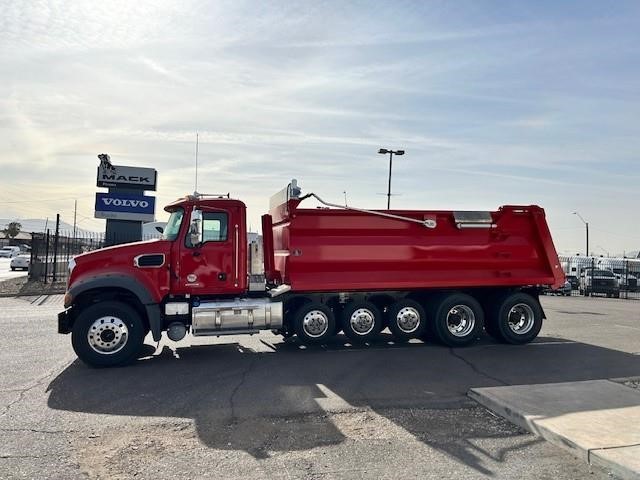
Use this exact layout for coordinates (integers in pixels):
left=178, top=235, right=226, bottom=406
left=47, top=333, right=640, bottom=474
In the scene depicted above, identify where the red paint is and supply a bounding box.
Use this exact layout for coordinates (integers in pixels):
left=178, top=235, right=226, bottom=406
left=267, top=199, right=564, bottom=292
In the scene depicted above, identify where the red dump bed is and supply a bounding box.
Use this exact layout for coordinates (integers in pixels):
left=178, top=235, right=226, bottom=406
left=264, top=192, right=563, bottom=293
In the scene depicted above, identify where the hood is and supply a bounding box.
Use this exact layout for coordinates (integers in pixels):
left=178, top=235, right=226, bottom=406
left=69, top=238, right=171, bottom=285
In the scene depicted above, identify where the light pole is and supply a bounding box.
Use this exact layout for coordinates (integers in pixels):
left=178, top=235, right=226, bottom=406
left=378, top=148, right=404, bottom=210
left=573, top=211, right=589, bottom=256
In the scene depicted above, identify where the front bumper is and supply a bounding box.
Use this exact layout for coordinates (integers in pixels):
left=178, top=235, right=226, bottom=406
left=58, top=309, right=72, bottom=334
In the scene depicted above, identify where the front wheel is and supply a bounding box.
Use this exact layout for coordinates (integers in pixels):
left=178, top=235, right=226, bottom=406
left=71, top=301, right=146, bottom=367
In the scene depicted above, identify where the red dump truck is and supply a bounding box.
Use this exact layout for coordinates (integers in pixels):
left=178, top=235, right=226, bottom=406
left=58, top=180, right=564, bottom=367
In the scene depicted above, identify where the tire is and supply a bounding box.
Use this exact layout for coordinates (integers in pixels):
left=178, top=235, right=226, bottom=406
left=387, top=299, right=427, bottom=342
left=342, top=301, right=383, bottom=343
left=492, top=292, right=543, bottom=345
left=293, top=302, right=336, bottom=345
left=431, top=293, right=483, bottom=347
left=71, top=301, right=146, bottom=367
left=10, top=267, right=15, bottom=271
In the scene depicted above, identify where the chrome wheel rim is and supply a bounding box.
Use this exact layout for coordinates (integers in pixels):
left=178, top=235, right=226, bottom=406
left=350, top=308, right=376, bottom=335
left=87, top=316, right=129, bottom=354
left=395, top=306, right=420, bottom=334
left=446, top=305, right=475, bottom=337
left=302, top=310, right=329, bottom=338
left=507, top=303, right=535, bottom=335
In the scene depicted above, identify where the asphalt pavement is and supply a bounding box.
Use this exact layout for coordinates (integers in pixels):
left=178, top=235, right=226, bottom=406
left=1, top=295, right=638, bottom=479
left=0, top=258, right=28, bottom=281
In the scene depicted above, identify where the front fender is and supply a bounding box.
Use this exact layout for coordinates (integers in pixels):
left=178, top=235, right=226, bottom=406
left=67, top=274, right=163, bottom=342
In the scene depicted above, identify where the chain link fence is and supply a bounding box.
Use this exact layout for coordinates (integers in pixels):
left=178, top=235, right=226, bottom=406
left=544, top=255, right=640, bottom=300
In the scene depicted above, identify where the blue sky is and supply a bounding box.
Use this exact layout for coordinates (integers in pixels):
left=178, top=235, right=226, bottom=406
left=0, top=0, right=638, bottom=254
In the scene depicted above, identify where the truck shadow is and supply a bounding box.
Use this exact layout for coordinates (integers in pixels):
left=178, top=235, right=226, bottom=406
left=47, top=333, right=640, bottom=474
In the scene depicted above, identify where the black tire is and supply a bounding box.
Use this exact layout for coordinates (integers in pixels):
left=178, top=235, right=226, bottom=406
left=431, top=293, right=483, bottom=347
left=293, top=302, right=336, bottom=345
left=71, top=301, right=146, bottom=367
left=342, top=301, right=383, bottom=343
left=10, top=267, right=15, bottom=271
left=492, top=292, right=543, bottom=345
left=387, top=299, right=427, bottom=342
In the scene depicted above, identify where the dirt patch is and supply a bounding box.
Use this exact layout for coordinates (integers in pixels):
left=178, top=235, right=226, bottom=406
left=0, top=277, right=66, bottom=297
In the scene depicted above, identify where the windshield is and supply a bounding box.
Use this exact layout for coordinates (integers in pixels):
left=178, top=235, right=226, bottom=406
left=162, top=208, right=184, bottom=241
left=1, top=247, right=11, bottom=251
left=587, top=270, right=615, bottom=277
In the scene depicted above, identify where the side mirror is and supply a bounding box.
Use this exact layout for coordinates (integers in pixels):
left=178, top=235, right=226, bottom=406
left=189, top=209, right=203, bottom=246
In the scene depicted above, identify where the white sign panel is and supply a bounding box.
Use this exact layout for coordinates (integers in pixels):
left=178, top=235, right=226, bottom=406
left=97, top=164, right=157, bottom=190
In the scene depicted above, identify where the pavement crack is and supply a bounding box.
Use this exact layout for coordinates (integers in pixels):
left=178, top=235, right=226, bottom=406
left=228, top=356, right=257, bottom=421
left=0, top=361, right=72, bottom=418
left=0, top=428, right=73, bottom=434
left=449, top=348, right=509, bottom=387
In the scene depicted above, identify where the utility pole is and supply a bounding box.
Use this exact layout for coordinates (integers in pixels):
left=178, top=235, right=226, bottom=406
left=52, top=214, right=60, bottom=282
left=573, top=212, right=589, bottom=256
left=378, top=148, right=405, bottom=210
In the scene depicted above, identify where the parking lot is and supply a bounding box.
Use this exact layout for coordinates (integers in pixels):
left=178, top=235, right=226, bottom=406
left=0, top=258, right=28, bottom=282
left=0, top=295, right=638, bottom=479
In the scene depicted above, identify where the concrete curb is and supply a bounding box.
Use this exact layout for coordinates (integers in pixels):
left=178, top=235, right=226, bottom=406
left=469, top=380, right=640, bottom=480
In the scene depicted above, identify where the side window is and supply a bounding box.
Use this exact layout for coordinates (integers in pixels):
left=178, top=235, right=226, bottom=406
left=202, top=212, right=228, bottom=242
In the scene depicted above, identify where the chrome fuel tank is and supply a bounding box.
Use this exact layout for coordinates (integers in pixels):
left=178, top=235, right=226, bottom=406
left=191, top=298, right=283, bottom=336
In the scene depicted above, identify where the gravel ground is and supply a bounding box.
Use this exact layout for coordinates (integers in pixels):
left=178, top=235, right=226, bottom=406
left=0, top=277, right=66, bottom=296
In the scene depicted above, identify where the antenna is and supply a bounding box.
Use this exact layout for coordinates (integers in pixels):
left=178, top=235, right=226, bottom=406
left=194, top=132, right=199, bottom=194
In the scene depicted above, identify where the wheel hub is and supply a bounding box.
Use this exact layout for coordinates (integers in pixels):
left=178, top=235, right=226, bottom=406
left=396, top=307, right=420, bottom=333
left=507, top=303, right=535, bottom=334
left=350, top=309, right=375, bottom=335
left=87, top=316, right=129, bottom=354
left=446, top=305, right=475, bottom=337
left=302, top=310, right=329, bottom=338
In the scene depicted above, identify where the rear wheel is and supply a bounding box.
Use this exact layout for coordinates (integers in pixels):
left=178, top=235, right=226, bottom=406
left=431, top=293, right=483, bottom=347
left=387, top=299, right=427, bottom=342
left=293, top=302, right=336, bottom=345
left=71, top=301, right=146, bottom=367
left=492, top=293, right=543, bottom=344
left=342, top=301, right=383, bottom=343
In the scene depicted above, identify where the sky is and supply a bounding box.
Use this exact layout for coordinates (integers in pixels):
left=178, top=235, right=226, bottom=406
left=0, top=0, right=638, bottom=255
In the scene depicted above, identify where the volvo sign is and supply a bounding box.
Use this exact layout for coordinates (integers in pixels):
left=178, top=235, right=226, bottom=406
left=95, top=192, right=156, bottom=222
left=97, top=164, right=157, bottom=190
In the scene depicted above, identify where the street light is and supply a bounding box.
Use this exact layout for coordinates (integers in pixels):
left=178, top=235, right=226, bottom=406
left=573, top=211, right=589, bottom=256
left=378, top=148, right=405, bottom=209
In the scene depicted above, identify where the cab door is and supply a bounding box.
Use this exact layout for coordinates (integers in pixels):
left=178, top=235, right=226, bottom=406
left=175, top=206, right=245, bottom=296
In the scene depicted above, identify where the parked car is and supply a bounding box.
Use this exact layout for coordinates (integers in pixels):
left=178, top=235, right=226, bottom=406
left=10, top=255, right=30, bottom=271
left=566, top=275, right=579, bottom=290
left=579, top=269, right=620, bottom=298
left=0, top=246, right=21, bottom=258
left=544, top=279, right=572, bottom=296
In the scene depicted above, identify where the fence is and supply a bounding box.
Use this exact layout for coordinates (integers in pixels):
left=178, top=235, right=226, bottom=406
left=29, top=230, right=161, bottom=283
left=551, top=255, right=640, bottom=300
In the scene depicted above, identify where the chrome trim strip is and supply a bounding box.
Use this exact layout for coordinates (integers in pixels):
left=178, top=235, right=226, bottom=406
left=234, top=224, right=239, bottom=287
left=133, top=253, right=165, bottom=268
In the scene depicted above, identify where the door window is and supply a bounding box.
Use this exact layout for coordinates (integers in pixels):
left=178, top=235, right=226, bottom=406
left=203, top=212, right=228, bottom=242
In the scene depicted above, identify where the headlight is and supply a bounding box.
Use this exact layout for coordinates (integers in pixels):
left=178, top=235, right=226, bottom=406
left=68, top=258, right=76, bottom=273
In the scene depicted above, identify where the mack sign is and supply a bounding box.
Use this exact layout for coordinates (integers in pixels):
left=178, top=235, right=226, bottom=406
left=95, top=193, right=156, bottom=222
left=97, top=164, right=157, bottom=190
